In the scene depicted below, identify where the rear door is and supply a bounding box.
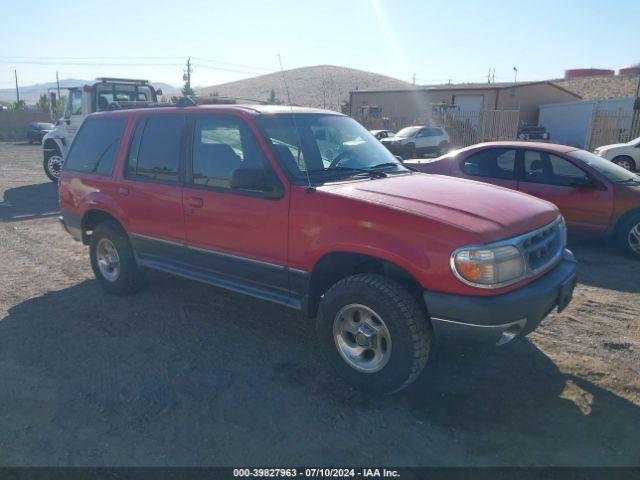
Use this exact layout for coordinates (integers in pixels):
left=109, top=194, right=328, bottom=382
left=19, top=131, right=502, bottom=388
left=516, top=149, right=614, bottom=236
left=181, top=113, right=291, bottom=305
left=456, top=147, right=519, bottom=190
left=119, top=114, right=187, bottom=259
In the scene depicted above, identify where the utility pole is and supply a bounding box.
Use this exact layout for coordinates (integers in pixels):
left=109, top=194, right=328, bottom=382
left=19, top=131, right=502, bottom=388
left=14, top=69, right=19, bottom=103
left=513, top=66, right=518, bottom=83
left=412, top=73, right=416, bottom=86
left=56, top=71, right=61, bottom=100
left=183, top=57, right=193, bottom=94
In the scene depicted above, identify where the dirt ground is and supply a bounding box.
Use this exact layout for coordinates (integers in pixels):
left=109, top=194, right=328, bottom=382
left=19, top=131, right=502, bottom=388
left=0, top=141, right=639, bottom=467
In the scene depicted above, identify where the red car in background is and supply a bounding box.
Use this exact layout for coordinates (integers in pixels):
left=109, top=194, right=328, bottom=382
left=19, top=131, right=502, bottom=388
left=408, top=141, right=640, bottom=259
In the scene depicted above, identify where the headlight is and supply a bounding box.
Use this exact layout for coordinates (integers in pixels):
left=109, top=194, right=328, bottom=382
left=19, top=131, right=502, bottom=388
left=452, top=245, right=526, bottom=288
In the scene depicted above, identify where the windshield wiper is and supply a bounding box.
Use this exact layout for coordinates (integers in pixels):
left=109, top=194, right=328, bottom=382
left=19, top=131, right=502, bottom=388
left=616, top=177, right=640, bottom=184
left=370, top=162, right=401, bottom=169
left=308, top=166, right=387, bottom=178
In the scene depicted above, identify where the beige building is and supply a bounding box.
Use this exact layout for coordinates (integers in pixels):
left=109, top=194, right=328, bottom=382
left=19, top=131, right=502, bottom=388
left=350, top=81, right=581, bottom=130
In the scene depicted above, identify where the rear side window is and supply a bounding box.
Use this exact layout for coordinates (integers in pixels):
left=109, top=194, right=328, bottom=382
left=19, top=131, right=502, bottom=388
left=63, top=117, right=125, bottom=176
left=461, top=148, right=516, bottom=180
left=126, top=116, right=185, bottom=184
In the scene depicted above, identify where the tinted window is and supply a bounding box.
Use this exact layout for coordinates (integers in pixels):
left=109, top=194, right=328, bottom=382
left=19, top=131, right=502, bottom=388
left=462, top=148, right=516, bottom=180
left=523, top=151, right=589, bottom=186
left=63, top=117, right=125, bottom=176
left=65, top=90, right=82, bottom=118
left=191, top=115, right=268, bottom=189
left=127, top=116, right=184, bottom=183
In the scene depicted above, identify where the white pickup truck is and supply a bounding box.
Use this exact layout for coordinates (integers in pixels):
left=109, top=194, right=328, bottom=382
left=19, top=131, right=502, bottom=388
left=43, top=78, right=162, bottom=181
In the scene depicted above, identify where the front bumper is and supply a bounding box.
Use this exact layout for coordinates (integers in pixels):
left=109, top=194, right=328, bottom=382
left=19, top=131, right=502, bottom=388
left=423, top=250, right=578, bottom=346
left=59, top=214, right=83, bottom=242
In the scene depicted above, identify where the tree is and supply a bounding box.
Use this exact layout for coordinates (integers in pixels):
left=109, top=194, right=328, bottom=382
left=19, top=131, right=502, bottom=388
left=11, top=99, right=26, bottom=111
left=36, top=94, right=50, bottom=113
left=340, top=100, right=350, bottom=115
left=266, top=89, right=282, bottom=105
left=181, top=81, right=196, bottom=97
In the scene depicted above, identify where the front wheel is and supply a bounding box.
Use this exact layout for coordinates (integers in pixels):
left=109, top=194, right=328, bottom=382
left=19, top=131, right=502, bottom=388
left=317, top=274, right=431, bottom=394
left=617, top=214, right=640, bottom=260
left=43, top=148, right=64, bottom=182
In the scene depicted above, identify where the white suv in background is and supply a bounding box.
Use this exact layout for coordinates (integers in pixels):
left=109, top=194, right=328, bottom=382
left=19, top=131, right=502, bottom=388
left=380, top=125, right=449, bottom=158
left=594, top=136, right=640, bottom=171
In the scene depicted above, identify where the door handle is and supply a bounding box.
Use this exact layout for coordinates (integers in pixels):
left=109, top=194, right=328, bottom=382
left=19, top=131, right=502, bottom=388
left=187, top=196, right=204, bottom=208
left=118, top=187, right=129, bottom=196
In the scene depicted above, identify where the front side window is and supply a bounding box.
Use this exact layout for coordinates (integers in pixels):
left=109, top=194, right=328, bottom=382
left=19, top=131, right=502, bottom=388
left=64, top=90, right=82, bottom=118
left=523, top=151, right=590, bottom=187
left=126, top=116, right=184, bottom=183
left=396, top=126, right=420, bottom=138
left=461, top=148, right=516, bottom=180
left=63, top=117, right=125, bottom=176
left=191, top=115, right=268, bottom=189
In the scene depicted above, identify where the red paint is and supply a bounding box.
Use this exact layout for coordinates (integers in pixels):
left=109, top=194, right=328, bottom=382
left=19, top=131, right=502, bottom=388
left=60, top=108, right=564, bottom=299
left=408, top=141, right=640, bottom=240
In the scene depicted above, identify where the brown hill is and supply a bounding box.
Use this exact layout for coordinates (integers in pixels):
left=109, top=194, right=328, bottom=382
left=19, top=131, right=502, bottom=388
left=197, top=65, right=413, bottom=111
left=553, top=74, right=639, bottom=100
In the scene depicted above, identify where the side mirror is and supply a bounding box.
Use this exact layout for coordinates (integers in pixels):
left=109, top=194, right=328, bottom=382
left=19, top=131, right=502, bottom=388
left=230, top=167, right=266, bottom=190
left=570, top=178, right=597, bottom=189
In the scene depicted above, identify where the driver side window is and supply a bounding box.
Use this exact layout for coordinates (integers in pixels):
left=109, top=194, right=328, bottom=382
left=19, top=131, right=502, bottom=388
left=523, top=151, right=590, bottom=187
left=191, top=115, right=268, bottom=190
left=64, top=90, right=82, bottom=118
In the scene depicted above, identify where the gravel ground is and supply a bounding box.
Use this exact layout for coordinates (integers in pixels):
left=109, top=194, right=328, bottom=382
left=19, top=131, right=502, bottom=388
left=0, top=141, right=639, bottom=466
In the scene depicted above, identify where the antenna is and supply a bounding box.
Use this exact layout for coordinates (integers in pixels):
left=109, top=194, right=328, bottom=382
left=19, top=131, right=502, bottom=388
left=277, top=54, right=315, bottom=193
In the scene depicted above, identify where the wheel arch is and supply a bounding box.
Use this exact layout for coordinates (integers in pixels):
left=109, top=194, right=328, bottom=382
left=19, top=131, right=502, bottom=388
left=81, top=209, right=127, bottom=245
left=306, top=251, right=426, bottom=318
left=612, top=154, right=637, bottom=170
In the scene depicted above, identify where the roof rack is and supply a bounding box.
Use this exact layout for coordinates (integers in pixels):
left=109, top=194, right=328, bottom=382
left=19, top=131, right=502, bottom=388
left=95, top=77, right=150, bottom=85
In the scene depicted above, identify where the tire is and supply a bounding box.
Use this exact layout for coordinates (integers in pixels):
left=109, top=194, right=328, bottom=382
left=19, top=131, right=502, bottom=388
left=316, top=274, right=431, bottom=394
left=43, top=147, right=64, bottom=182
left=617, top=213, right=640, bottom=260
left=89, top=220, right=147, bottom=295
left=405, top=143, right=417, bottom=159
left=437, top=141, right=449, bottom=156
left=613, top=156, right=636, bottom=172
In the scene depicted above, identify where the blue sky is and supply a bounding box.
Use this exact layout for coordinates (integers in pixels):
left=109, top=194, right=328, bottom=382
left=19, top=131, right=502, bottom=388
left=2, top=0, right=639, bottom=89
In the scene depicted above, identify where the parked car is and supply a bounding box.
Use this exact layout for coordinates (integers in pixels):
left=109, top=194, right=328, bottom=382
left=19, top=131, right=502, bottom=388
left=380, top=126, right=449, bottom=158
left=408, top=141, right=640, bottom=259
left=26, top=122, right=54, bottom=144
left=59, top=106, right=576, bottom=394
left=517, top=124, right=549, bottom=141
left=370, top=129, right=395, bottom=140
left=43, top=77, right=162, bottom=181
left=594, top=136, right=640, bottom=171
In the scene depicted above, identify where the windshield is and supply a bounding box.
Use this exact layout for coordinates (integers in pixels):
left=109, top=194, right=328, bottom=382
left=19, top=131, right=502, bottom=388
left=396, top=126, right=420, bottom=138
left=255, top=114, right=409, bottom=181
left=568, top=149, right=640, bottom=183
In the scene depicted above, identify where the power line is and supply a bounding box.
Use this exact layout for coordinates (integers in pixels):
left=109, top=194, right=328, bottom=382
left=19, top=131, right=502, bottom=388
left=191, top=56, right=275, bottom=73
left=0, top=59, right=183, bottom=67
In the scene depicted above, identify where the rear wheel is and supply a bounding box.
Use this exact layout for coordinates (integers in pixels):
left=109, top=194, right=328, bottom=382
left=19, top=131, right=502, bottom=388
left=617, top=213, right=640, bottom=260
left=613, top=156, right=636, bottom=171
left=43, top=148, right=63, bottom=182
left=316, top=274, right=431, bottom=394
left=90, top=220, right=147, bottom=294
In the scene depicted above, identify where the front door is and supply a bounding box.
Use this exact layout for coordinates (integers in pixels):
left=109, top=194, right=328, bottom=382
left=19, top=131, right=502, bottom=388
left=181, top=114, right=291, bottom=304
left=517, top=150, right=614, bottom=236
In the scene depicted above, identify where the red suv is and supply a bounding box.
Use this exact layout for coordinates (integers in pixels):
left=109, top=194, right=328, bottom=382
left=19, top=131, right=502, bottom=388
left=408, top=142, right=640, bottom=259
left=59, top=106, right=577, bottom=393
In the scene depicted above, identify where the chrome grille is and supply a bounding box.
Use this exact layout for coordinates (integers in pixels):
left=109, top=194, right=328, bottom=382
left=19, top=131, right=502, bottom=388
left=519, top=217, right=564, bottom=274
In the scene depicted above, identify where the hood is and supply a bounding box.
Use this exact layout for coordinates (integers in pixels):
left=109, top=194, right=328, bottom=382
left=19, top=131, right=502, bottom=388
left=319, top=173, right=559, bottom=241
